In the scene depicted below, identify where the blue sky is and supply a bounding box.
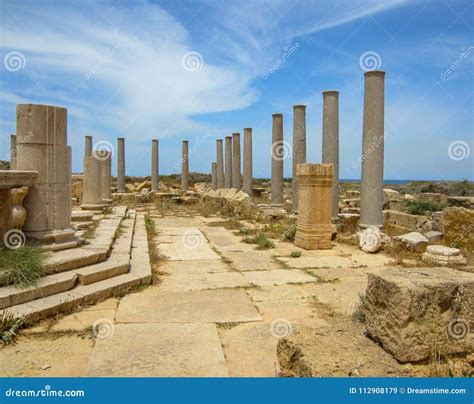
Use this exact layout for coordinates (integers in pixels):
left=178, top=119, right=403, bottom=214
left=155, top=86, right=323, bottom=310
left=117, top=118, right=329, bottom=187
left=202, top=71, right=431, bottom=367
left=0, top=0, right=473, bottom=180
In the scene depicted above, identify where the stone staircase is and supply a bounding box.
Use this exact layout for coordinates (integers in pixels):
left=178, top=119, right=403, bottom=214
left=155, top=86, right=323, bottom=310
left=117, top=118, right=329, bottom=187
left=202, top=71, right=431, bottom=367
left=0, top=207, right=152, bottom=322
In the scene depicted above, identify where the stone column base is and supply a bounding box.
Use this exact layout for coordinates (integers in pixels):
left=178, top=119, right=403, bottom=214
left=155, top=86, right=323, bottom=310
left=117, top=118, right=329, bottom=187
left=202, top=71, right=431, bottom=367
left=26, top=228, right=79, bottom=251
left=81, top=203, right=105, bottom=211
left=295, top=224, right=333, bottom=250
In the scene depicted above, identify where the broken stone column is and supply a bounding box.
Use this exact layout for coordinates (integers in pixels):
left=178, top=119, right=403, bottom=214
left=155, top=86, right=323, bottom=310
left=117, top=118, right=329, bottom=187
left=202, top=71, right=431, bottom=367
left=232, top=132, right=241, bottom=189
left=182, top=140, right=189, bottom=191
left=292, top=105, right=306, bottom=213
left=151, top=139, right=159, bottom=192
left=216, top=139, right=224, bottom=189
left=360, top=71, right=385, bottom=228
left=9, top=134, right=17, bottom=170
left=271, top=113, right=284, bottom=207
left=211, top=162, right=217, bottom=191
left=117, top=137, right=126, bottom=193
left=322, top=91, right=340, bottom=222
left=225, top=136, right=232, bottom=188
left=295, top=163, right=334, bottom=250
left=84, top=135, right=92, bottom=157
left=16, top=103, right=77, bottom=248
left=82, top=151, right=104, bottom=210
left=99, top=150, right=112, bottom=203
left=243, top=128, right=253, bottom=196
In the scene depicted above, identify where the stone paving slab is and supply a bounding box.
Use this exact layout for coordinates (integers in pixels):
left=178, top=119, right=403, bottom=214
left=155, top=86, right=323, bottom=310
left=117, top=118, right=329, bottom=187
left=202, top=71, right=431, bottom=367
left=277, top=256, right=352, bottom=269
left=50, top=309, right=116, bottom=332
left=243, top=269, right=315, bottom=287
left=220, top=251, right=284, bottom=271
left=88, top=323, right=228, bottom=376
left=159, top=272, right=250, bottom=292
left=116, top=289, right=262, bottom=323
left=247, top=284, right=315, bottom=302
left=218, top=322, right=280, bottom=377
left=255, top=299, right=323, bottom=323
left=308, top=267, right=369, bottom=281
left=158, top=242, right=221, bottom=261
left=156, top=218, right=203, bottom=228
left=349, top=254, right=393, bottom=267
left=159, top=260, right=231, bottom=274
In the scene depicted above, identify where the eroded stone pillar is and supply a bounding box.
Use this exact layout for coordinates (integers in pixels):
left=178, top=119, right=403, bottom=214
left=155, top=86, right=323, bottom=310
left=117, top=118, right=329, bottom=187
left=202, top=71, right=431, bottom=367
left=271, top=113, right=284, bottom=207
left=117, top=137, right=126, bottom=193
left=10, top=134, right=17, bottom=170
left=360, top=71, right=385, bottom=228
left=82, top=151, right=103, bottom=209
left=295, top=163, right=334, bottom=250
left=243, top=128, right=253, bottom=195
left=232, top=132, right=241, bottom=189
left=182, top=140, right=189, bottom=191
left=216, top=139, right=224, bottom=189
left=151, top=139, right=159, bottom=191
left=211, top=162, right=217, bottom=190
left=224, top=136, right=232, bottom=188
left=16, top=103, right=76, bottom=247
left=292, top=105, right=306, bottom=213
left=84, top=135, right=92, bottom=157
left=99, top=150, right=112, bottom=203
left=322, top=91, right=339, bottom=221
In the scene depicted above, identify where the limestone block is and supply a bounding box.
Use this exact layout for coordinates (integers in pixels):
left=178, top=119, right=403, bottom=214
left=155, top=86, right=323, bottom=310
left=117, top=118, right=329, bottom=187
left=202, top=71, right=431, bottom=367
left=0, top=186, right=28, bottom=241
left=443, top=207, right=474, bottom=251
left=384, top=210, right=421, bottom=230
left=72, top=179, right=83, bottom=202
left=416, top=192, right=445, bottom=204
left=447, top=196, right=474, bottom=210
left=424, top=230, right=443, bottom=243
left=393, top=232, right=429, bottom=252
left=125, top=183, right=136, bottom=193
left=431, top=211, right=444, bottom=232
left=337, top=213, right=359, bottom=234
left=364, top=267, right=474, bottom=362
left=136, top=181, right=151, bottom=192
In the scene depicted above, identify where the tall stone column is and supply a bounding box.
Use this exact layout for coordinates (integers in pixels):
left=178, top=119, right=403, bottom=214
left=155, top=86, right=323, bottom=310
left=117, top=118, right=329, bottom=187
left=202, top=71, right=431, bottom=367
left=16, top=103, right=77, bottom=248
left=322, top=91, right=340, bottom=221
left=181, top=140, right=189, bottom=191
left=360, top=71, right=385, bottom=228
left=295, top=163, right=334, bottom=250
left=292, top=105, right=306, bottom=213
left=211, top=162, right=217, bottom=191
left=117, top=137, right=126, bottom=193
left=243, top=128, right=253, bottom=195
left=216, top=139, right=224, bottom=189
left=99, top=150, right=112, bottom=203
left=151, top=139, right=159, bottom=192
left=84, top=135, right=92, bottom=157
left=224, top=136, right=232, bottom=188
left=10, top=134, right=17, bottom=170
left=232, top=132, right=241, bottom=189
left=82, top=151, right=104, bottom=210
left=271, top=113, right=284, bottom=207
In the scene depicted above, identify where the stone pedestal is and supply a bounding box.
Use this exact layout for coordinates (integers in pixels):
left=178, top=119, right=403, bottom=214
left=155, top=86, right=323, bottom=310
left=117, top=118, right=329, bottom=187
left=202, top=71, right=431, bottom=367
left=16, top=103, right=77, bottom=248
left=99, top=150, right=112, bottom=203
left=10, top=134, right=17, bottom=170
left=243, top=128, right=253, bottom=196
left=216, top=139, right=224, bottom=189
left=322, top=91, right=339, bottom=222
left=292, top=105, right=306, bottom=213
left=232, top=132, right=241, bottom=189
left=295, top=163, right=334, bottom=250
left=224, top=136, right=232, bottom=188
left=360, top=71, right=385, bottom=228
left=82, top=151, right=104, bottom=211
left=84, top=135, right=92, bottom=157
left=271, top=114, right=284, bottom=207
left=151, top=139, right=159, bottom=192
left=181, top=140, right=189, bottom=191
left=117, top=137, right=126, bottom=193
left=211, top=162, right=217, bottom=191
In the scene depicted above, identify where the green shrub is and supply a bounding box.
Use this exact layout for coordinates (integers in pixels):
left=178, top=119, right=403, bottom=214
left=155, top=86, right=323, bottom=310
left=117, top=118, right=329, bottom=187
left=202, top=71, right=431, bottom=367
left=144, top=214, right=156, bottom=235
left=290, top=250, right=302, bottom=258
left=243, top=232, right=275, bottom=250
left=0, top=247, right=47, bottom=289
left=404, top=200, right=447, bottom=215
left=1, top=310, right=28, bottom=344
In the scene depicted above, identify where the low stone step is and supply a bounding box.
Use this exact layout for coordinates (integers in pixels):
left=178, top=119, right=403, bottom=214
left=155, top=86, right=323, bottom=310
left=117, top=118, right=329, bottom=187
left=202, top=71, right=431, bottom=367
left=73, top=221, right=94, bottom=230
left=72, top=211, right=95, bottom=222
left=76, top=259, right=130, bottom=285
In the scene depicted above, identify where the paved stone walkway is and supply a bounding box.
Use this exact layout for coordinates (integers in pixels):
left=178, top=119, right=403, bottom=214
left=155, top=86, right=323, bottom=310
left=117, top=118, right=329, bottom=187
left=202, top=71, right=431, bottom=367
left=1, top=210, right=392, bottom=377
